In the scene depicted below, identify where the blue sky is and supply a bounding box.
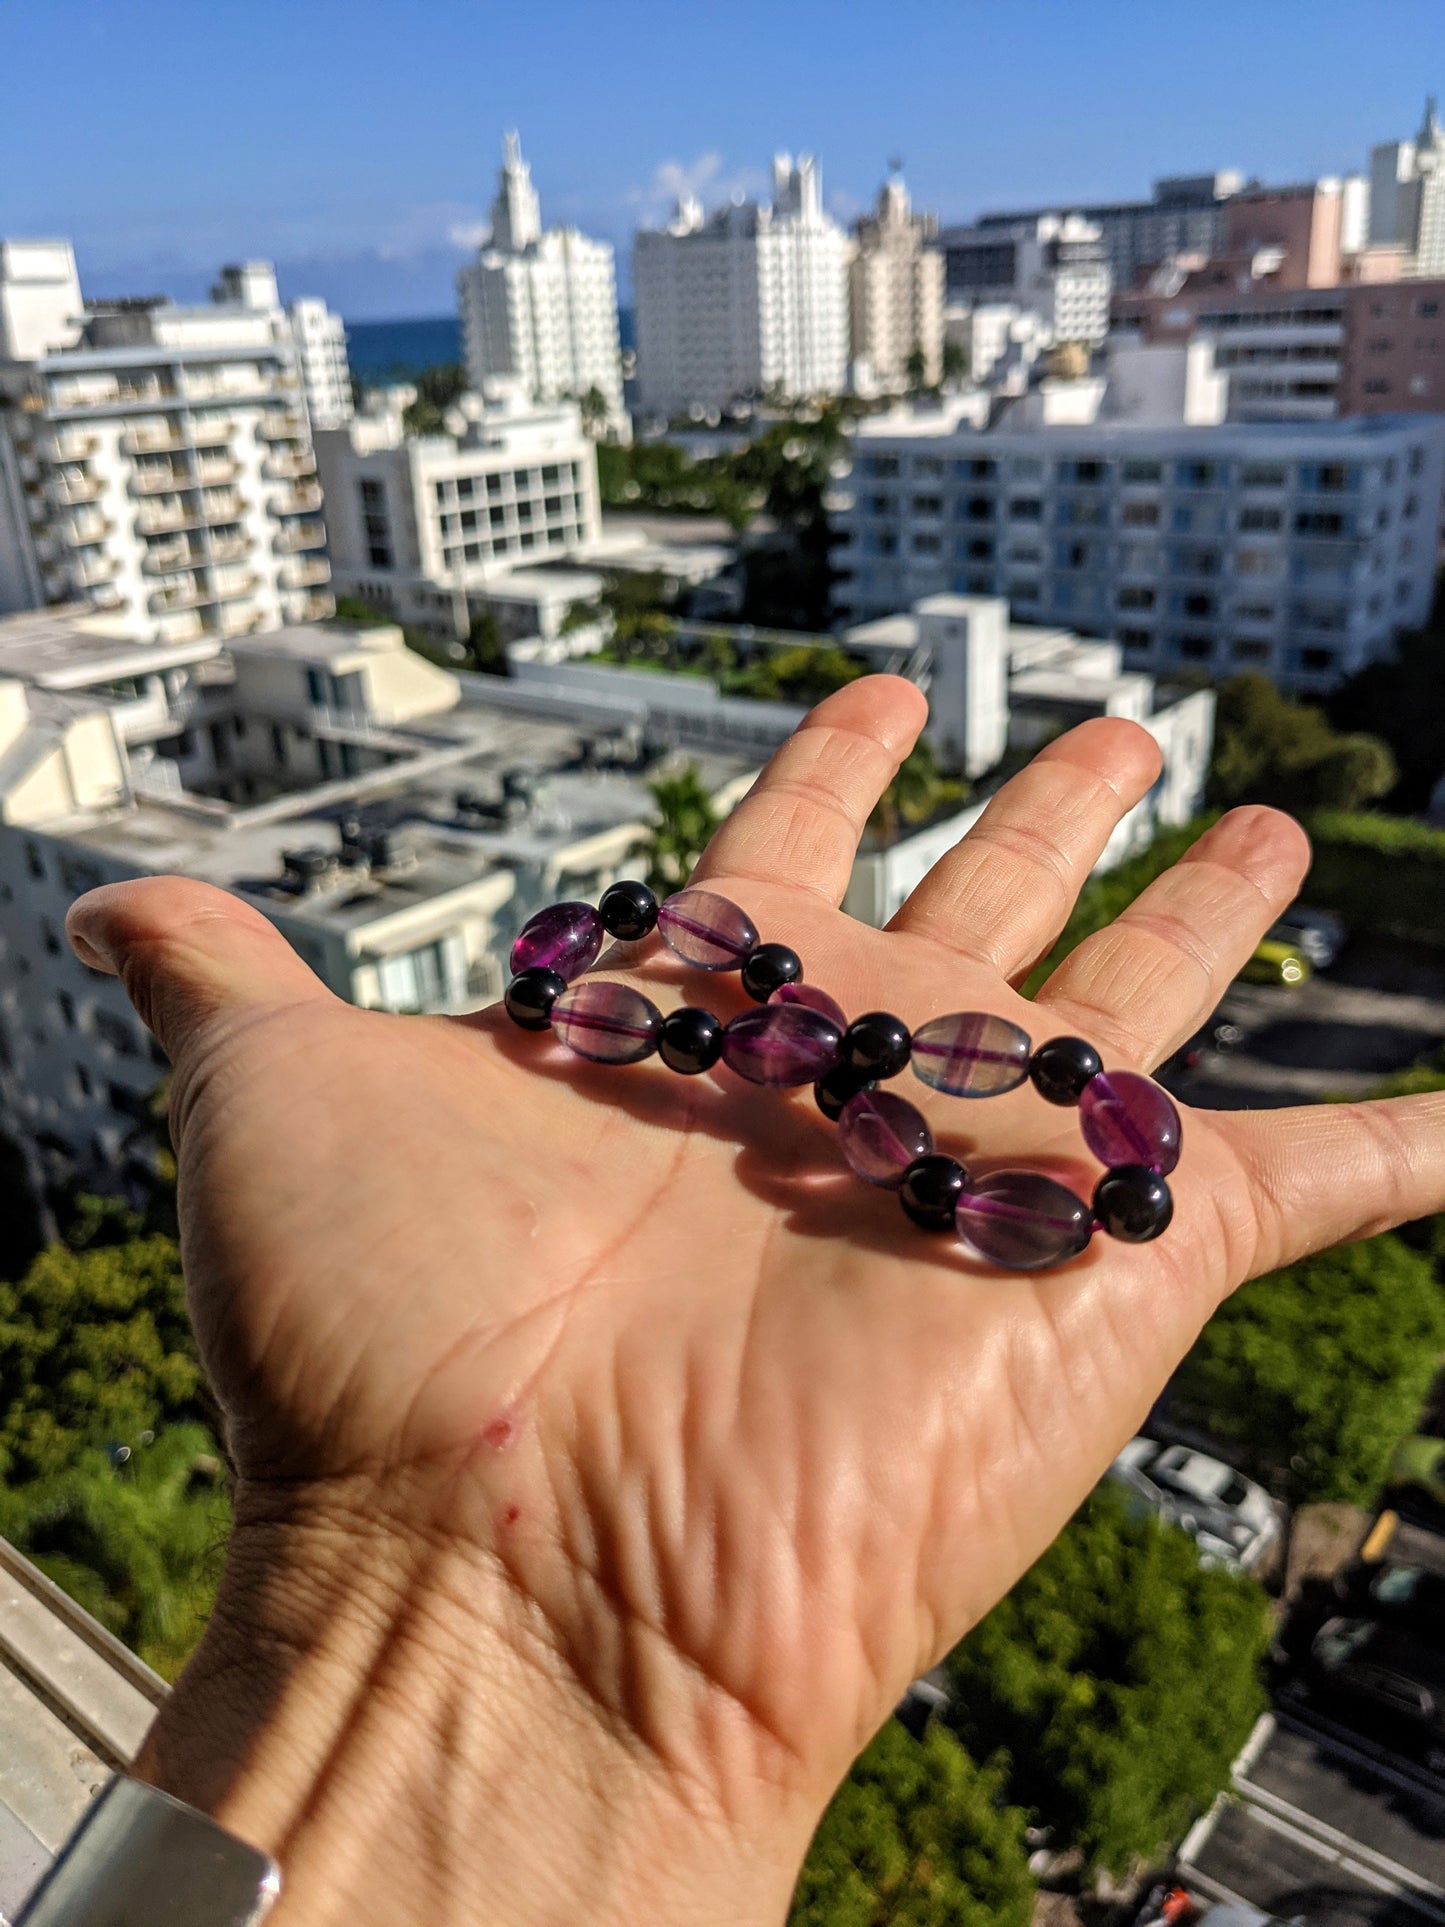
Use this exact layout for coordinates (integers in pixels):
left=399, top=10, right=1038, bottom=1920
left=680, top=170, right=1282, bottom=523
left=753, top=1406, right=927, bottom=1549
left=1, top=0, right=1439, bottom=319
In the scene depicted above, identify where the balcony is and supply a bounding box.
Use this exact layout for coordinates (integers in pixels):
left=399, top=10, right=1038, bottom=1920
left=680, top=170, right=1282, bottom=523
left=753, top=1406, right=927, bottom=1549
left=122, top=425, right=187, bottom=457
left=281, top=557, right=331, bottom=590
left=130, top=465, right=189, bottom=496
left=188, top=416, right=235, bottom=447
left=209, top=534, right=250, bottom=563
left=196, top=489, right=244, bottom=523
left=258, top=411, right=306, bottom=441
left=194, top=457, right=240, bottom=486
left=135, top=502, right=198, bottom=535
left=149, top=580, right=207, bottom=613
left=211, top=572, right=260, bottom=602
left=299, top=593, right=335, bottom=621
left=41, top=429, right=98, bottom=463
left=50, top=472, right=102, bottom=506
left=263, top=449, right=316, bottom=482
left=143, top=542, right=199, bottom=575
left=218, top=606, right=266, bottom=638
left=270, top=484, right=323, bottom=516
left=71, top=552, right=116, bottom=590
left=275, top=520, right=326, bottom=552
left=62, top=511, right=112, bottom=545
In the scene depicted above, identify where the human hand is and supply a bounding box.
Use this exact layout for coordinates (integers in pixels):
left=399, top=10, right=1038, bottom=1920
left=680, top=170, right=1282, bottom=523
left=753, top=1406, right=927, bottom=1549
left=66, top=677, right=1445, bottom=1926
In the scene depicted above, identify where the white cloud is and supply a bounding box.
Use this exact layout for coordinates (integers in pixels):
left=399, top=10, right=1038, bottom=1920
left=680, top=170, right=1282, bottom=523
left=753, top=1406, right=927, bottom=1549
left=447, top=219, right=491, bottom=251
left=625, top=152, right=766, bottom=225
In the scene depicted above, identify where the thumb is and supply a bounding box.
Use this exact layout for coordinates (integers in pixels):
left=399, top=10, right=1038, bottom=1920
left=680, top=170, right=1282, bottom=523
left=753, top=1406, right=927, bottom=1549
left=66, top=876, right=333, bottom=1067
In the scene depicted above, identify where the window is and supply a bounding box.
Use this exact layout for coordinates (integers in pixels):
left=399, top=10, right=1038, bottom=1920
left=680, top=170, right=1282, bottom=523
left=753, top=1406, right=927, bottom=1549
left=25, top=841, right=43, bottom=880
left=1176, top=461, right=1221, bottom=487
left=1363, top=379, right=1392, bottom=396
left=108, top=1080, right=151, bottom=1124
left=1240, top=506, right=1282, bottom=531
left=1118, top=585, right=1155, bottom=610
left=1122, top=501, right=1159, bottom=527
left=1240, top=464, right=1286, bottom=488
left=1298, top=646, right=1338, bottom=672
left=1122, top=460, right=1162, bottom=484
left=911, top=533, right=942, bottom=555
left=75, top=1064, right=93, bottom=1098
left=57, top=990, right=76, bottom=1028
left=1419, top=300, right=1441, bottom=318
left=1234, top=603, right=1275, bottom=622
left=1177, top=635, right=1214, bottom=659
left=910, top=495, right=943, bottom=515
left=1295, top=510, right=1345, bottom=536
left=1119, top=628, right=1154, bottom=650
left=966, top=537, right=993, bottom=560
left=914, top=456, right=945, bottom=479
left=868, top=494, right=895, bottom=515
left=96, top=1009, right=137, bottom=1056
left=40, top=918, right=60, bottom=956
left=59, top=854, right=103, bottom=896
left=863, top=456, right=900, bottom=478
left=1232, top=639, right=1271, bottom=662
left=1008, top=498, right=1042, bottom=521
left=376, top=937, right=459, bottom=1014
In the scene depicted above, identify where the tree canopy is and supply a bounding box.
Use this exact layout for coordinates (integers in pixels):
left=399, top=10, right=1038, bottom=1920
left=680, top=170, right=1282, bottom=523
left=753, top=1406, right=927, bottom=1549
left=1171, top=1233, right=1445, bottom=1505
left=1327, top=595, right=1445, bottom=811
left=1207, top=673, right=1396, bottom=814
left=790, top=1721, right=1035, bottom=1927
left=401, top=362, right=468, bottom=437
left=645, top=766, right=721, bottom=894
left=944, top=1488, right=1270, bottom=1876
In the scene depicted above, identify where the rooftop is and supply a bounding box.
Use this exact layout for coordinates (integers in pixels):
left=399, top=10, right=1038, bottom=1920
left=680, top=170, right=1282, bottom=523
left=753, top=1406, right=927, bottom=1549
left=0, top=607, right=222, bottom=692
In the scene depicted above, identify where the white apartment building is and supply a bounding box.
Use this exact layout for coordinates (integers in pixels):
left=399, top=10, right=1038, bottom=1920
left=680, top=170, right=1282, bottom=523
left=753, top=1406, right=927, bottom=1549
left=848, top=177, right=945, bottom=391
left=1370, top=98, right=1445, bottom=277
left=0, top=605, right=756, bottom=1199
left=212, top=262, right=354, bottom=433
left=937, top=215, right=1112, bottom=345
left=830, top=399, right=1445, bottom=694
left=314, top=385, right=601, bottom=637
left=457, top=134, right=625, bottom=429
left=0, top=244, right=332, bottom=643
left=632, top=153, right=851, bottom=418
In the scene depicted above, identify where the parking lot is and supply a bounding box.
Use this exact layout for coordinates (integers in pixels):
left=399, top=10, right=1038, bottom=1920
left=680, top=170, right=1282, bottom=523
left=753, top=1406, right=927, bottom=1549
left=1162, top=935, right=1445, bottom=1111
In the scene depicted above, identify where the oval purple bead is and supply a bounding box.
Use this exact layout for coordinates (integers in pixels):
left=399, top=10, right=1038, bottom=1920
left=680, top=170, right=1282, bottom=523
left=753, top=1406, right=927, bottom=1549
left=657, top=889, right=758, bottom=970
left=721, top=1004, right=841, bottom=1087
left=509, top=900, right=603, bottom=983
left=550, top=980, right=662, bottom=1064
left=955, top=1171, right=1094, bottom=1271
left=770, top=980, right=848, bottom=1030
left=911, top=1012, right=1032, bottom=1098
left=1078, top=1070, right=1181, bottom=1176
left=838, top=1089, right=933, bottom=1188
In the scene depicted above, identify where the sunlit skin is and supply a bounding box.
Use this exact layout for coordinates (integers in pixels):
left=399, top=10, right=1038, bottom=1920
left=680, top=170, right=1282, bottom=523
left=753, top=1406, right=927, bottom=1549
left=67, top=678, right=1445, bottom=1926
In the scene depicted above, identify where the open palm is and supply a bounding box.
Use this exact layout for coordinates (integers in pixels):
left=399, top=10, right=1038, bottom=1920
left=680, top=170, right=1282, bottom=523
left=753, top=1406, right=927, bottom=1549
left=68, top=676, right=1445, bottom=1917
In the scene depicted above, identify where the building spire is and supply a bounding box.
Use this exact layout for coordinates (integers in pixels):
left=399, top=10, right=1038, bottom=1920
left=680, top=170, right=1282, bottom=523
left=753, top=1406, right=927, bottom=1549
left=491, top=130, right=542, bottom=253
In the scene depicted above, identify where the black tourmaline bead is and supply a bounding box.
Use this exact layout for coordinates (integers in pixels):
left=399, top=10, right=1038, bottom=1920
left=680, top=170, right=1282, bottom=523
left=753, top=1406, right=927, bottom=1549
left=842, top=1010, right=912, bottom=1080
left=1093, top=1165, right=1174, bottom=1243
left=598, top=878, right=659, bottom=942
left=899, top=1153, right=969, bottom=1232
left=740, top=942, right=803, bottom=1002
left=1029, top=1035, right=1104, bottom=1106
left=814, top=1064, right=877, bottom=1121
left=659, top=1006, right=724, bottom=1075
left=505, top=966, right=566, bottom=1030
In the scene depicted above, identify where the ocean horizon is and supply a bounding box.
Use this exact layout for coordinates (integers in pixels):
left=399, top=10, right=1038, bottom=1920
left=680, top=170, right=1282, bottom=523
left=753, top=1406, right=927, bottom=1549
left=346, top=309, right=635, bottom=383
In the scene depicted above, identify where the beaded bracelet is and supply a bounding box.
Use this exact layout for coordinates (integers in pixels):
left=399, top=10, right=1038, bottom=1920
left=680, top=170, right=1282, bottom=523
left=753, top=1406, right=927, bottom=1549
left=503, top=880, right=1180, bottom=1274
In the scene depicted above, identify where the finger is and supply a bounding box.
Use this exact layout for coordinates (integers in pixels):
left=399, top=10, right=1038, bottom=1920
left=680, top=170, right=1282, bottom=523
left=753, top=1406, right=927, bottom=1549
left=690, top=674, right=928, bottom=905
left=1037, top=807, right=1310, bottom=1067
left=1221, top=1091, right=1445, bottom=1275
left=67, top=877, right=333, bottom=1069
left=886, top=717, right=1162, bottom=978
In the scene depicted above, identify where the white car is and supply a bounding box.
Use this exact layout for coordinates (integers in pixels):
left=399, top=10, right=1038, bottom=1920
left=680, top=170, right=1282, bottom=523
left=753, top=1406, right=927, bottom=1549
left=1108, top=1436, right=1282, bottom=1572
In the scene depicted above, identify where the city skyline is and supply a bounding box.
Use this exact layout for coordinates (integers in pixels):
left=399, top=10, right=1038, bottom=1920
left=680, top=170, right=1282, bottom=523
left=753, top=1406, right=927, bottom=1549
left=0, top=0, right=1439, bottom=317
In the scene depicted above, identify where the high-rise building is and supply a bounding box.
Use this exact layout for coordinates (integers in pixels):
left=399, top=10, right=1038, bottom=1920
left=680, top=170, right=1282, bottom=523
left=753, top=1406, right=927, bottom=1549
left=457, top=134, right=625, bottom=430
left=1370, top=98, right=1445, bottom=276
left=211, top=262, right=354, bottom=432
left=830, top=397, right=1445, bottom=694
left=632, top=153, right=852, bottom=418
left=936, top=215, right=1111, bottom=345
left=848, top=176, right=945, bottom=390
left=975, top=174, right=1243, bottom=295
left=314, top=385, right=601, bottom=637
left=0, top=245, right=332, bottom=639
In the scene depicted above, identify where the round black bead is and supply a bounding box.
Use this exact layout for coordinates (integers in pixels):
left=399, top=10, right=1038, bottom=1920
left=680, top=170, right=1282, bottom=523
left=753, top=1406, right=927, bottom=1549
left=814, top=1064, right=877, bottom=1121
left=598, top=879, right=659, bottom=942
left=659, top=1005, right=724, bottom=1074
left=740, top=941, right=803, bottom=1002
left=842, top=1010, right=912, bottom=1080
left=900, top=1154, right=969, bottom=1232
left=1029, top=1035, right=1104, bottom=1106
left=505, top=966, right=566, bottom=1030
left=1093, top=1165, right=1174, bottom=1243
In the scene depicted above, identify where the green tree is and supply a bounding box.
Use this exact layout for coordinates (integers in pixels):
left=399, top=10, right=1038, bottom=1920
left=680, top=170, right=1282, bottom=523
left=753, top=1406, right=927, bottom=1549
left=465, top=607, right=506, bottom=674
left=945, top=1488, right=1270, bottom=1876
left=579, top=384, right=610, bottom=439
left=0, top=1232, right=203, bottom=1483
left=871, top=739, right=967, bottom=843
left=1208, top=674, right=1396, bottom=813
left=645, top=766, right=720, bottom=893
left=402, top=361, right=468, bottom=437
left=1172, top=1233, right=1445, bottom=1505
left=0, top=1423, right=229, bottom=1679
left=790, top=1721, right=1035, bottom=1927
left=904, top=345, right=929, bottom=395
left=1327, top=594, right=1445, bottom=811
left=941, top=340, right=969, bottom=386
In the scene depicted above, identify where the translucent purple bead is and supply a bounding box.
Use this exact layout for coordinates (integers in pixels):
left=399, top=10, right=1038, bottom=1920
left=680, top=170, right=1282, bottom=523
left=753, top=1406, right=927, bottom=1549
left=1079, top=1071, right=1181, bottom=1176
left=838, top=1090, right=933, bottom=1188
left=911, top=1012, right=1032, bottom=1098
left=770, top=980, right=848, bottom=1030
left=955, top=1171, right=1094, bottom=1271
left=550, top=980, right=662, bottom=1065
left=721, top=1004, right=841, bottom=1087
left=509, top=900, right=603, bottom=983
left=657, top=889, right=758, bottom=970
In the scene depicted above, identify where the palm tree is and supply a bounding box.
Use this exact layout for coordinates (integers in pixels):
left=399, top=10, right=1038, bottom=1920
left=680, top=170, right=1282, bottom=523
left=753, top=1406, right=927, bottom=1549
left=644, top=767, right=721, bottom=893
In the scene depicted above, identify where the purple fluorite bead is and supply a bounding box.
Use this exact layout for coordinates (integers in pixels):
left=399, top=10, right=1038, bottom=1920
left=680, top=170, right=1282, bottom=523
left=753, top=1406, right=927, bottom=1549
left=911, top=1012, right=1032, bottom=1098
left=955, top=1171, right=1094, bottom=1271
left=509, top=900, right=603, bottom=983
left=838, top=1089, right=933, bottom=1188
left=1078, top=1070, right=1181, bottom=1175
left=721, top=1004, right=841, bottom=1086
left=657, top=888, right=758, bottom=970
left=770, top=980, right=848, bottom=1030
left=550, top=980, right=662, bottom=1064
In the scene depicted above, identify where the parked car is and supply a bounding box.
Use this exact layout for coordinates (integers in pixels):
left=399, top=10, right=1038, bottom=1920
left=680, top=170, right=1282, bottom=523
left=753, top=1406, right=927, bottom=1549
left=1162, top=1015, right=1243, bottom=1081
left=1267, top=907, right=1347, bottom=971
left=1387, top=1436, right=1445, bottom=1515
left=1333, top=1559, right=1445, bottom=1643
left=1239, top=940, right=1310, bottom=987
left=1308, top=1615, right=1445, bottom=1763
left=1108, top=1436, right=1282, bottom=1572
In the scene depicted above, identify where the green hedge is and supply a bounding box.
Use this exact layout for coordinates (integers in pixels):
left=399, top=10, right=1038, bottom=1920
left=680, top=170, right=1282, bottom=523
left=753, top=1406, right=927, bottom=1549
left=1301, top=810, right=1445, bottom=945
